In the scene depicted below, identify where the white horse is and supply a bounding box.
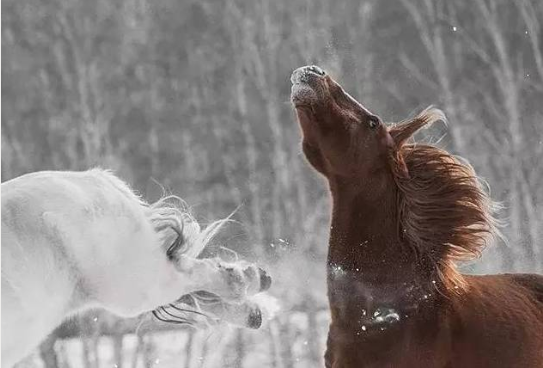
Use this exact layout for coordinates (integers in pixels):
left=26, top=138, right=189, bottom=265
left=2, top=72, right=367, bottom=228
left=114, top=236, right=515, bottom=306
left=1, top=169, right=271, bottom=367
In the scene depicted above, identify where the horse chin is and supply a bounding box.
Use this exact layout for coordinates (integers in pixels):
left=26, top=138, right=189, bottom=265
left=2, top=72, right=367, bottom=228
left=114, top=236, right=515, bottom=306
left=294, top=107, right=321, bottom=148
left=294, top=105, right=313, bottom=123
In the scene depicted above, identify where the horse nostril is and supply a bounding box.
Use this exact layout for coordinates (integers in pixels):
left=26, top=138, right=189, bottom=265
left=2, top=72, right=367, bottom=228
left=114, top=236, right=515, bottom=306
left=259, top=268, right=272, bottom=292
left=306, top=65, right=326, bottom=76
left=291, top=65, right=326, bottom=85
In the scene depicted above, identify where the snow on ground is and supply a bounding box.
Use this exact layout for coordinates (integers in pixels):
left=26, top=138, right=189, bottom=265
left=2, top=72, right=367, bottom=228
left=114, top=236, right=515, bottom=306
left=15, top=310, right=330, bottom=368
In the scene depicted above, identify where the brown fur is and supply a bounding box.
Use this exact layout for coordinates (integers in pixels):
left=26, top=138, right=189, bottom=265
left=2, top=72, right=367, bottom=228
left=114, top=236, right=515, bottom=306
left=290, top=65, right=543, bottom=368
left=390, top=108, right=499, bottom=292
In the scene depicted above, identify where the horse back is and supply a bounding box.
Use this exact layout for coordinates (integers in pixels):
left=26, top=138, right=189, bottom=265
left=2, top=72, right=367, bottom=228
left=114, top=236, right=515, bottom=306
left=508, top=273, right=543, bottom=304
left=449, top=273, right=543, bottom=367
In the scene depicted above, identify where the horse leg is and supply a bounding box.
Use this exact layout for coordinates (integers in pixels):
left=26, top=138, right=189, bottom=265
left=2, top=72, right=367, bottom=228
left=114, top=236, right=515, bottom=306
left=172, top=256, right=271, bottom=304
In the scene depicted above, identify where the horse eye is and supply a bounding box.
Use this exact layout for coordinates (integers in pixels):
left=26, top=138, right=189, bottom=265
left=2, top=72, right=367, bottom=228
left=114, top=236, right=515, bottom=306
left=368, top=117, right=379, bottom=129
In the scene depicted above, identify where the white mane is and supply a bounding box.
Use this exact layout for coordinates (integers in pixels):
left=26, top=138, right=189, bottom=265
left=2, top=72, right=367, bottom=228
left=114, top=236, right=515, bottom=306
left=1, top=169, right=271, bottom=367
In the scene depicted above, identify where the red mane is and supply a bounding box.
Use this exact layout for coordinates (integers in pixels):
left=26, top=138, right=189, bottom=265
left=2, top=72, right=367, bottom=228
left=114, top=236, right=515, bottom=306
left=390, top=108, right=500, bottom=291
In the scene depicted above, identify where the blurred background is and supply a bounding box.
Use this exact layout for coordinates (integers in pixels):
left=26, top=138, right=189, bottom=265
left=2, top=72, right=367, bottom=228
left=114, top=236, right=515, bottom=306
left=2, top=0, right=542, bottom=367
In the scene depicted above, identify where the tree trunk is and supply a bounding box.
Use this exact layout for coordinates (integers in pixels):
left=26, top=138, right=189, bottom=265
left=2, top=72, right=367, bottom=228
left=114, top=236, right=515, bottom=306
left=131, top=334, right=143, bottom=368
left=183, top=331, right=194, bottom=368
left=306, top=303, right=322, bottom=366
left=279, top=320, right=294, bottom=368
left=39, top=334, right=59, bottom=368
left=233, top=330, right=245, bottom=368
left=268, top=322, right=280, bottom=368
left=82, top=338, right=93, bottom=368
left=112, top=332, right=124, bottom=368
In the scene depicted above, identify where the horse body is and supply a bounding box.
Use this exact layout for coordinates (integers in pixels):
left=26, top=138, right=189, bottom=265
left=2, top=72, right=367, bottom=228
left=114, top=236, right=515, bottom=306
left=450, top=274, right=543, bottom=367
left=326, top=274, right=543, bottom=367
left=1, top=169, right=271, bottom=367
left=291, top=65, right=543, bottom=367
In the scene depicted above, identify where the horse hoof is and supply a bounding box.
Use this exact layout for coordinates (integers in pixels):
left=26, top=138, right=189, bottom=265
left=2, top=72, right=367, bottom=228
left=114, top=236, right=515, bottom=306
left=259, top=268, right=272, bottom=292
left=247, top=306, right=262, bottom=329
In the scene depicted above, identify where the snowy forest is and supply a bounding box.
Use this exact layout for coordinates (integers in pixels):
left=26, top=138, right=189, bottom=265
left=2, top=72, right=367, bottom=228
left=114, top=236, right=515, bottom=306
left=2, top=0, right=543, bottom=367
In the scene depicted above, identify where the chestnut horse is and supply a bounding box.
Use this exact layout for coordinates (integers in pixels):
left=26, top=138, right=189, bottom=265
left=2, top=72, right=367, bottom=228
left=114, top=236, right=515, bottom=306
left=291, top=65, right=543, bottom=368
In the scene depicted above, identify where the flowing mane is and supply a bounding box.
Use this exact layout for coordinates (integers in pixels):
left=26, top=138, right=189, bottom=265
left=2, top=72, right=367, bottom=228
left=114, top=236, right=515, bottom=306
left=292, top=65, right=543, bottom=367
left=389, top=108, right=499, bottom=291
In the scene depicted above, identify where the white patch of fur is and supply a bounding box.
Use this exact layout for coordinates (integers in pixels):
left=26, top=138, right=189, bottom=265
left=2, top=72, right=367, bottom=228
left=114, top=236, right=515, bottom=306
left=1, top=169, right=265, bottom=367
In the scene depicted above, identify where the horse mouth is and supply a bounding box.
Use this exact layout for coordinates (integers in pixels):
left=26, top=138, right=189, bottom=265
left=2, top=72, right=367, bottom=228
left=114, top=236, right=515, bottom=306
left=290, top=65, right=327, bottom=109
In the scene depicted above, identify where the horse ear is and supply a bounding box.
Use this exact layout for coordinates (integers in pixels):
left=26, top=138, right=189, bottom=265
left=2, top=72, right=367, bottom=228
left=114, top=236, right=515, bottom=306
left=389, top=107, right=446, bottom=148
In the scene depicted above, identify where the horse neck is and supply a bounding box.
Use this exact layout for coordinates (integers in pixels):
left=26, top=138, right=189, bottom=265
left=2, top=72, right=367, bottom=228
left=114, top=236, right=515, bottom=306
left=328, top=177, right=408, bottom=274
left=326, top=177, right=442, bottom=340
